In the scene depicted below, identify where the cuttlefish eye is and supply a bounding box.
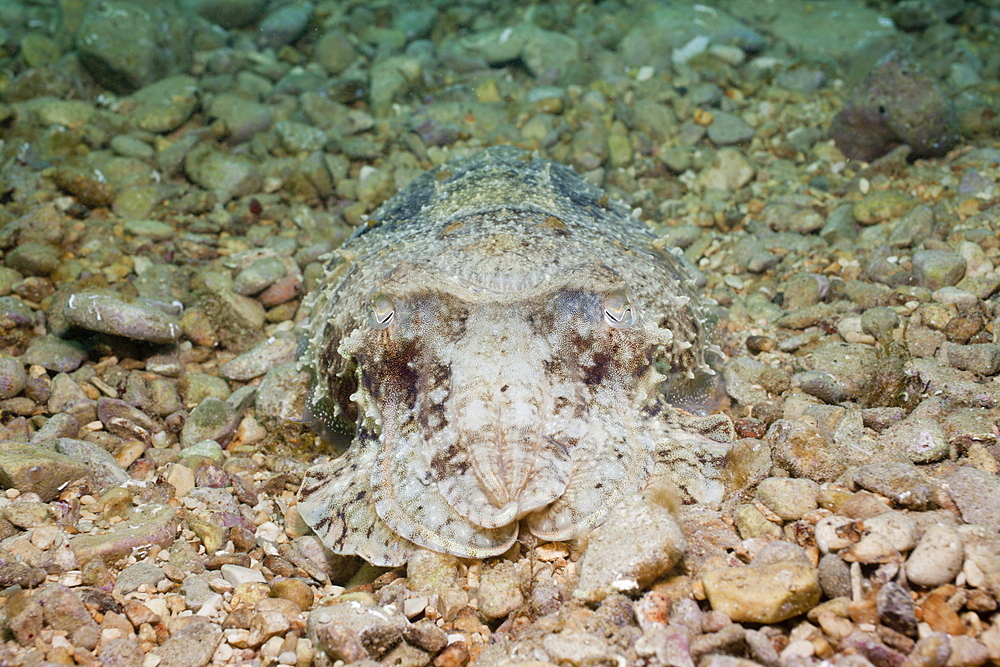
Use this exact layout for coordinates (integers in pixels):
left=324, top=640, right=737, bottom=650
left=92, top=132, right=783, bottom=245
left=368, top=292, right=395, bottom=329
left=602, top=289, right=637, bottom=328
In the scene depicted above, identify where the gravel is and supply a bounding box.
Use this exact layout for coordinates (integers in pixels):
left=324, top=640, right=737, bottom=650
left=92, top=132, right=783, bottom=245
left=0, top=0, right=998, bottom=664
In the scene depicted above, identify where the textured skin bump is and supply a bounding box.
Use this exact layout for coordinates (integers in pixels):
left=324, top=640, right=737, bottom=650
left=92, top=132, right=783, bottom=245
left=296, top=146, right=723, bottom=566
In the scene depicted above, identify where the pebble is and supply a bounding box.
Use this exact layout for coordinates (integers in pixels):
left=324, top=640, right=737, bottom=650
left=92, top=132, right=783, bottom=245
left=862, top=512, right=918, bottom=552
left=574, top=490, right=686, bottom=603
left=912, top=249, right=967, bottom=290
left=701, top=560, right=820, bottom=624
left=478, top=560, right=524, bottom=620
left=755, top=477, right=819, bottom=520
left=906, top=524, right=964, bottom=587
left=697, top=147, right=755, bottom=192
left=180, top=397, right=239, bottom=447
left=152, top=619, right=222, bottom=667
left=62, top=292, right=181, bottom=344
left=219, top=334, right=297, bottom=381
left=944, top=342, right=1000, bottom=375
left=6, top=584, right=101, bottom=650
left=0, top=355, right=27, bottom=399
left=20, top=334, right=87, bottom=372
left=0, top=443, right=89, bottom=502
left=129, top=75, right=200, bottom=133
left=852, top=462, right=933, bottom=510
left=70, top=503, right=178, bottom=566
left=222, top=563, right=267, bottom=587
left=944, top=466, right=1000, bottom=531
left=706, top=111, right=755, bottom=145
left=114, top=561, right=167, bottom=596
left=878, top=415, right=950, bottom=464
left=308, top=600, right=408, bottom=662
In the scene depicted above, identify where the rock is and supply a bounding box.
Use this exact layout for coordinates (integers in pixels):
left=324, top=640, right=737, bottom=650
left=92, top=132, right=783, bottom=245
left=574, top=491, right=686, bottom=603
left=853, top=191, right=918, bottom=226
left=521, top=27, right=579, bottom=80
left=4, top=241, right=60, bottom=276
left=129, top=75, right=200, bottom=133
left=767, top=420, right=845, bottom=482
left=619, top=4, right=765, bottom=68
left=75, top=0, right=192, bottom=94
left=180, top=0, right=267, bottom=28
left=220, top=334, right=297, bottom=381
left=697, top=147, right=755, bottom=192
left=255, top=362, right=310, bottom=424
left=831, top=52, right=959, bottom=162
left=257, top=2, right=314, bottom=50
left=180, top=396, right=239, bottom=447
left=863, top=512, right=918, bottom=553
left=406, top=549, right=461, bottom=597
left=706, top=112, right=754, bottom=146
left=52, top=438, right=131, bottom=492
left=152, top=619, right=221, bottom=667
left=944, top=342, right=1000, bottom=375
left=275, top=120, right=328, bottom=154
left=906, top=524, right=964, bottom=588
left=62, top=291, right=181, bottom=344
left=944, top=466, right=1000, bottom=531
left=205, top=93, right=273, bottom=144
left=0, top=355, right=27, bottom=399
left=113, top=561, right=166, bottom=596
left=98, top=637, right=144, bottom=667
left=877, top=581, right=918, bottom=637
left=314, top=29, right=357, bottom=75
left=0, top=443, right=89, bottom=501
left=912, top=250, right=967, bottom=290
left=701, top=560, right=821, bottom=623
left=478, top=560, right=524, bottom=620
left=878, top=415, right=949, bottom=464
left=270, top=577, right=314, bottom=612
left=221, top=563, right=266, bottom=587
left=184, top=144, right=262, bottom=201
left=34, top=99, right=95, bottom=128
left=755, top=477, right=819, bottom=520
left=70, top=503, right=178, bottom=566
left=308, top=600, right=408, bottom=661
left=817, top=553, right=852, bottom=599
left=6, top=584, right=101, bottom=650
left=20, top=334, right=87, bottom=372
left=852, top=462, right=933, bottom=510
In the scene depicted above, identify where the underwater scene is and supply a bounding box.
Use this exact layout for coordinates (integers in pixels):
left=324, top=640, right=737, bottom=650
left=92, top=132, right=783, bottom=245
left=0, top=0, right=999, bottom=664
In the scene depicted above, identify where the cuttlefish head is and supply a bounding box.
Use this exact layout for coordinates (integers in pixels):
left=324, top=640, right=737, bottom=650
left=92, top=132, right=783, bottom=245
left=317, top=260, right=675, bottom=558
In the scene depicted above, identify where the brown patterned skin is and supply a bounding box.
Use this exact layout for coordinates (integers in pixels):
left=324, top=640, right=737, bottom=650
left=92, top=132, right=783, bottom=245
left=296, top=146, right=727, bottom=566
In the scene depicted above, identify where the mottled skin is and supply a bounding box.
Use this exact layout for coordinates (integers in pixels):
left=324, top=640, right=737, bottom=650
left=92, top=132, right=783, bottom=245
left=297, top=146, right=730, bottom=566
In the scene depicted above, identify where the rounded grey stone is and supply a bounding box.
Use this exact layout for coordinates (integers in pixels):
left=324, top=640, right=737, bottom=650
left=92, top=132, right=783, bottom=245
left=62, top=292, right=181, bottom=344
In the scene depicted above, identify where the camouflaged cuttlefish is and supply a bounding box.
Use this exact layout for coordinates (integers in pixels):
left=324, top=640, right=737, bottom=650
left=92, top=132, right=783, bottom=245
left=296, top=146, right=732, bottom=566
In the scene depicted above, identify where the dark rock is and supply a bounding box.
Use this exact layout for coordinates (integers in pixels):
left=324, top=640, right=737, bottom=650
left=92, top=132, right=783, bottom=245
left=0, top=443, right=89, bottom=501
left=75, top=0, right=192, bottom=94
left=831, top=52, right=959, bottom=162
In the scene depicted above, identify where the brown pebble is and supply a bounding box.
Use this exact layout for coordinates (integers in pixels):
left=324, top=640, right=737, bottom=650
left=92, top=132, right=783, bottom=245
left=270, top=578, right=314, bottom=612
left=918, top=591, right=966, bottom=635
left=734, top=417, right=767, bottom=439
left=746, top=335, right=776, bottom=354
left=433, top=641, right=470, bottom=667
left=944, top=312, right=982, bottom=343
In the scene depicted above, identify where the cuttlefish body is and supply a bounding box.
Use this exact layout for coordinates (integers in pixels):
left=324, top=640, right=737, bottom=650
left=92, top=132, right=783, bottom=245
left=296, top=146, right=726, bottom=566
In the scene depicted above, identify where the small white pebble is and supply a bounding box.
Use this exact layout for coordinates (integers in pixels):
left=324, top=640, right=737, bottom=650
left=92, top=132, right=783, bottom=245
left=212, top=641, right=234, bottom=663
left=221, top=563, right=266, bottom=587
left=403, top=595, right=429, bottom=619
left=142, top=654, right=161, bottom=667
left=859, top=177, right=870, bottom=194
left=278, top=650, right=297, bottom=665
